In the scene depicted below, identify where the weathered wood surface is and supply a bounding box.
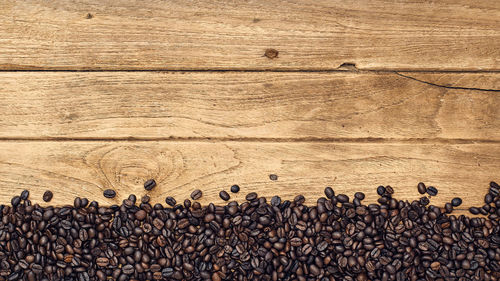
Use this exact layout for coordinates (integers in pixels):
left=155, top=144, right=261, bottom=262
left=0, top=141, right=497, bottom=209
left=1, top=0, right=499, bottom=70
left=0, top=72, right=499, bottom=140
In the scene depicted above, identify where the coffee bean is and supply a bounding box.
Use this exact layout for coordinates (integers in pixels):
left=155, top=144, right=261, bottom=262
left=377, top=186, right=386, bottom=195
left=324, top=187, right=334, bottom=198
left=20, top=189, right=29, bottom=200
left=417, top=182, right=427, bottom=194
left=190, top=189, right=202, bottom=200
left=451, top=197, right=462, bottom=207
left=219, top=191, right=230, bottom=201
left=122, top=264, right=134, bottom=274
left=354, top=192, right=365, bottom=200
left=427, top=186, right=438, bottom=196
left=103, top=189, right=116, bottom=198
left=269, top=174, right=278, bottom=181
left=165, top=196, right=176, bottom=206
left=43, top=190, right=53, bottom=202
left=245, top=192, right=257, bottom=201
left=11, top=196, right=20, bottom=206
left=144, top=179, right=156, bottom=191
left=230, top=185, right=240, bottom=193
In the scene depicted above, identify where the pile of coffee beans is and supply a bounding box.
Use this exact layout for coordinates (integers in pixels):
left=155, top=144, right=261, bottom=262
left=0, top=182, right=499, bottom=281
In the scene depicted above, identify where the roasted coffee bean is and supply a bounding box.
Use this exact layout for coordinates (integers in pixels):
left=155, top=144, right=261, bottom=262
left=230, top=185, right=240, bottom=193
left=219, top=191, right=230, bottom=201
left=20, top=189, right=29, bottom=200
left=324, top=187, right=335, bottom=198
left=103, top=189, right=116, bottom=198
left=376, top=186, right=386, bottom=195
left=165, top=196, right=176, bottom=207
left=451, top=197, right=462, bottom=207
left=427, top=186, right=438, bottom=196
left=417, top=182, right=427, bottom=194
left=245, top=192, right=257, bottom=201
left=269, top=174, right=278, bottom=181
left=43, top=190, right=53, bottom=202
left=191, top=189, right=202, bottom=200
left=144, top=179, right=156, bottom=191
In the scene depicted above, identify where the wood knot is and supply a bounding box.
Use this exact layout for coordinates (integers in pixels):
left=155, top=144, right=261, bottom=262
left=264, top=49, right=279, bottom=59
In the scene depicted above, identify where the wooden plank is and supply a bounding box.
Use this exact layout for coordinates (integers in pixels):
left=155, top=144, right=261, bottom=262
left=1, top=0, right=499, bottom=70
left=0, top=141, right=497, bottom=209
left=1, top=72, right=499, bottom=140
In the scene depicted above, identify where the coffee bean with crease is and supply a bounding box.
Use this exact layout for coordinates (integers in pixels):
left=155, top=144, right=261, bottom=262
left=190, top=189, right=202, bottom=200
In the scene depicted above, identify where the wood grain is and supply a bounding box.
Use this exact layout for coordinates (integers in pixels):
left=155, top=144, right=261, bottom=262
left=0, top=72, right=499, bottom=140
left=0, top=141, right=497, bottom=209
left=1, top=0, right=499, bottom=70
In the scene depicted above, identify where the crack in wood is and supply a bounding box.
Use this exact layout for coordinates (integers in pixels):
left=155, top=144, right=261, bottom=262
left=394, top=72, right=500, bottom=92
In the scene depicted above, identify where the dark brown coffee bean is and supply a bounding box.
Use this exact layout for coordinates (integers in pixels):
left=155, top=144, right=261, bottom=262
left=165, top=196, right=176, bottom=206
left=245, top=192, right=257, bottom=201
left=427, top=186, right=438, bottom=196
left=269, top=174, right=278, bottom=181
left=324, top=187, right=335, bottom=198
left=144, top=179, right=156, bottom=191
left=190, top=189, right=202, bottom=200
left=451, top=197, right=462, bottom=207
left=43, top=190, right=53, bottom=202
left=219, top=191, right=230, bottom=201
left=103, top=189, right=116, bottom=198
left=230, top=185, right=240, bottom=193
left=417, top=182, right=427, bottom=194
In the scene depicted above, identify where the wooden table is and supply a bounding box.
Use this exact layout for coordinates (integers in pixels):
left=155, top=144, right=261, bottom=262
left=1, top=1, right=499, bottom=214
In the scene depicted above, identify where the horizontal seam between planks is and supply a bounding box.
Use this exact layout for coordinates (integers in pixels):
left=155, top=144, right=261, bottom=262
left=0, top=137, right=499, bottom=144
left=0, top=69, right=500, bottom=73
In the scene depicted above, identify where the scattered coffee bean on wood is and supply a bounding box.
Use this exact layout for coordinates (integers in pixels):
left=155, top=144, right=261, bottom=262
left=165, top=196, right=176, bottom=206
left=427, top=185, right=438, bottom=196
left=230, top=184, right=240, bottom=193
left=451, top=197, right=462, bottom=207
left=103, top=189, right=116, bottom=198
left=42, top=190, right=53, bottom=202
left=0, top=181, right=499, bottom=280
left=190, top=189, right=202, bottom=200
left=143, top=178, right=156, bottom=190
left=219, top=190, right=230, bottom=201
left=269, top=174, right=278, bottom=181
left=417, top=182, right=427, bottom=194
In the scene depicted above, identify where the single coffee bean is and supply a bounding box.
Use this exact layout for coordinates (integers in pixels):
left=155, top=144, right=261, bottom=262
left=324, top=187, right=335, bottom=199
left=43, top=190, right=53, bottom=202
left=245, top=192, right=257, bottom=201
left=11, top=196, right=21, bottom=206
left=469, top=207, right=480, bottom=215
left=377, top=186, right=386, bottom=196
left=219, top=191, right=230, bottom=201
left=141, top=195, right=150, bottom=203
left=103, top=189, right=116, bottom=198
left=451, top=197, right=462, bottom=207
left=354, top=192, right=365, bottom=200
left=144, top=179, right=156, bottom=191
left=269, top=174, right=278, bottom=181
left=417, top=182, right=427, bottom=194
left=165, top=196, right=176, bottom=207
left=427, top=186, right=438, bottom=196
left=230, top=185, right=240, bottom=193
left=20, top=189, right=29, bottom=200
left=191, top=189, right=202, bottom=200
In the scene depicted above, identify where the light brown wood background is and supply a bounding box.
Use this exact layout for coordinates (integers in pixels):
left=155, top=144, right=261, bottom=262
left=0, top=0, right=499, bottom=210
